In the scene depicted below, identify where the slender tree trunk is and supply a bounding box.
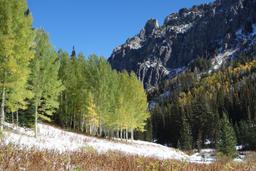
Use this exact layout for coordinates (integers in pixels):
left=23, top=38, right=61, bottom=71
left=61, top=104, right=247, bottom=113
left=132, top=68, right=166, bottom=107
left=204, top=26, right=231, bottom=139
left=86, top=123, right=89, bottom=134
left=131, top=129, right=134, bottom=140
left=0, top=86, right=6, bottom=131
left=99, top=125, right=102, bottom=137
left=116, top=130, right=119, bottom=138
left=69, top=100, right=72, bottom=129
left=11, top=112, right=14, bottom=125
left=72, top=102, right=75, bottom=130
left=93, top=125, right=96, bottom=136
left=111, top=130, right=114, bottom=139
left=35, top=105, right=38, bottom=138
left=16, top=110, right=19, bottom=127
left=197, top=130, right=202, bottom=152
left=72, top=101, right=76, bottom=130
left=69, top=114, right=72, bottom=129
left=106, top=130, right=109, bottom=138
left=73, top=117, right=76, bottom=130
left=81, top=120, right=84, bottom=132
left=89, top=125, right=92, bottom=135
left=65, top=94, right=69, bottom=127
left=60, top=93, right=63, bottom=118
left=126, top=130, right=128, bottom=140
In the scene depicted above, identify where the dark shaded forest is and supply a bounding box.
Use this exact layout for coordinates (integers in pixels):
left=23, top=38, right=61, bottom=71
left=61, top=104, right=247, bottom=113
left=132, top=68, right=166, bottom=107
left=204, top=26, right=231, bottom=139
left=150, top=46, right=256, bottom=153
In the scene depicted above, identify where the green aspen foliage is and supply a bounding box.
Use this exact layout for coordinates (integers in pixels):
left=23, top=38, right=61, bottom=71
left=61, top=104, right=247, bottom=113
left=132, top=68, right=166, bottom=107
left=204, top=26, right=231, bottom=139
left=0, top=0, right=34, bottom=130
left=30, top=30, right=64, bottom=136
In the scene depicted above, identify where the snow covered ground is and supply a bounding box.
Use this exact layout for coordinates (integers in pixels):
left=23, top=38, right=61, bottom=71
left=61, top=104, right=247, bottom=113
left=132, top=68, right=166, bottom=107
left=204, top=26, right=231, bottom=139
left=1, top=123, right=244, bottom=164
left=210, top=49, right=238, bottom=72
left=2, top=123, right=188, bottom=161
left=189, top=149, right=216, bottom=164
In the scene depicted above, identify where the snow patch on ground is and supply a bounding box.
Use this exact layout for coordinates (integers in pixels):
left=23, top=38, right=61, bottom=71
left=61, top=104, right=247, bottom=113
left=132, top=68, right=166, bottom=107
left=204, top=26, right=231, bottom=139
left=2, top=123, right=188, bottom=161
left=190, top=149, right=216, bottom=164
left=170, top=23, right=193, bottom=34
left=189, top=149, right=246, bottom=164
left=2, top=123, right=246, bottom=164
left=126, top=37, right=143, bottom=50
left=235, top=23, right=256, bottom=48
left=139, top=60, right=170, bottom=76
left=236, top=24, right=256, bottom=39
left=209, top=49, right=238, bottom=72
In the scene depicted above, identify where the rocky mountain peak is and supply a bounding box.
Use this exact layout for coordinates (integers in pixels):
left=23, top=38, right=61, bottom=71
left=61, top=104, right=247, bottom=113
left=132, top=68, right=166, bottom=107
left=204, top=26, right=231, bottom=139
left=108, top=0, right=256, bottom=89
left=143, top=19, right=159, bottom=37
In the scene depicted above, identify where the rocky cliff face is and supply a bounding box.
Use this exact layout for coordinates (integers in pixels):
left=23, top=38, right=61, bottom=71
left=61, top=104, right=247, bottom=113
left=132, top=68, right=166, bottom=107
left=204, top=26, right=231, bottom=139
left=108, top=0, right=256, bottom=89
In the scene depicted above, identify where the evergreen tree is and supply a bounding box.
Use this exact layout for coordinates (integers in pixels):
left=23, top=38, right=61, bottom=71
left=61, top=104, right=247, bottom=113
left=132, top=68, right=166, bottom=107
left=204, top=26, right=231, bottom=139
left=216, top=114, right=237, bottom=158
left=239, top=121, right=256, bottom=150
left=178, top=113, right=193, bottom=150
left=30, top=30, right=64, bottom=137
left=191, top=95, right=214, bottom=150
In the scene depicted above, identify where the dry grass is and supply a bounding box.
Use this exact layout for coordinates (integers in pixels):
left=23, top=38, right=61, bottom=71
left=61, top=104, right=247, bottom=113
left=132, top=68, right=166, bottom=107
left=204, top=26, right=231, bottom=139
left=0, top=144, right=255, bottom=171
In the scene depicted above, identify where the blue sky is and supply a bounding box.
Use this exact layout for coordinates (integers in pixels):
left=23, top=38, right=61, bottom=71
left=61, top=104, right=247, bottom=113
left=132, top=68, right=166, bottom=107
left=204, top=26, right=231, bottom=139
left=27, top=0, right=213, bottom=58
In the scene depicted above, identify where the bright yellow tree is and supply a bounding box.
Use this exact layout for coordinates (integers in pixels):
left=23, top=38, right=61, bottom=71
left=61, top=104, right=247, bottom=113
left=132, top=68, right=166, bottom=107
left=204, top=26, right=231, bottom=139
left=85, top=92, right=99, bottom=135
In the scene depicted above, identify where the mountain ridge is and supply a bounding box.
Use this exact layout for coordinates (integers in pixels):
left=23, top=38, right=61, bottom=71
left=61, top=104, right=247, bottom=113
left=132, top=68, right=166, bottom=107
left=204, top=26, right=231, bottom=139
left=108, top=0, right=256, bottom=88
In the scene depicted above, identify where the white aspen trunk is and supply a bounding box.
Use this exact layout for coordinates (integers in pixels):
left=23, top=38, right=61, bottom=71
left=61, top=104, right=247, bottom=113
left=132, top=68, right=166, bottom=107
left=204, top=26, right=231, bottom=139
left=86, top=124, right=89, bottom=134
left=35, top=105, right=38, bottom=138
left=81, top=120, right=84, bottom=132
left=110, top=130, right=113, bottom=139
left=11, top=112, right=14, bottom=125
left=120, top=129, right=123, bottom=140
left=126, top=130, right=128, bottom=140
left=16, top=110, right=19, bottom=127
left=116, top=130, right=119, bottom=138
left=89, top=125, right=92, bottom=135
left=73, top=114, right=76, bottom=130
left=93, top=125, right=97, bottom=136
left=0, top=86, right=6, bottom=131
left=131, top=129, right=134, bottom=140
left=111, top=130, right=114, bottom=138
left=99, top=125, right=102, bottom=137
left=99, top=113, right=102, bottom=136
left=65, top=94, right=68, bottom=127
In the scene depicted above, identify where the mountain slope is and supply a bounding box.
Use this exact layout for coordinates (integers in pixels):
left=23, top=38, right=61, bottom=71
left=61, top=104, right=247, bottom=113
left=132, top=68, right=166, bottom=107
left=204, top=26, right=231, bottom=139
left=108, top=0, right=256, bottom=88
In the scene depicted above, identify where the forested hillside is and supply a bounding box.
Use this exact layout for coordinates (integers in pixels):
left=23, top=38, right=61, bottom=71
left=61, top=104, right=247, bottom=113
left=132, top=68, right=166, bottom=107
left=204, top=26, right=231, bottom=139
left=150, top=47, right=256, bottom=155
